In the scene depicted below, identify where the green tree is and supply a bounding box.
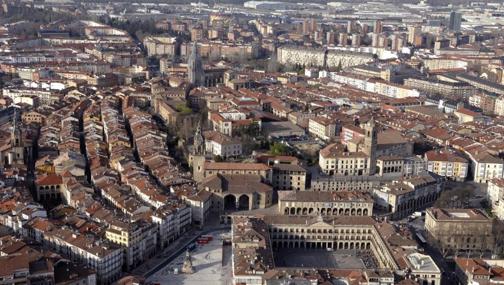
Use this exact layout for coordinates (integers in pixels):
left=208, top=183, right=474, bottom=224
left=176, top=103, right=192, bottom=115
left=269, top=142, right=289, bottom=156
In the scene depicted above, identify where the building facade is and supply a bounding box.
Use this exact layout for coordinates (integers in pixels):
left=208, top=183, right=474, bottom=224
left=373, top=175, right=442, bottom=219
left=424, top=150, right=468, bottom=181
left=272, top=164, right=307, bottom=191
left=278, top=190, right=374, bottom=216
left=425, top=208, right=495, bottom=254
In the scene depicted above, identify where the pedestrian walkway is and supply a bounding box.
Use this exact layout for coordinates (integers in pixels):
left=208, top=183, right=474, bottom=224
left=147, top=231, right=231, bottom=285
left=131, top=215, right=231, bottom=278
left=131, top=229, right=201, bottom=276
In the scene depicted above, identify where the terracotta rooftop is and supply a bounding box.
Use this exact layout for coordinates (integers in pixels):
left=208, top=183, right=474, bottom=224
left=36, top=174, right=63, bottom=186
left=204, top=162, right=270, bottom=171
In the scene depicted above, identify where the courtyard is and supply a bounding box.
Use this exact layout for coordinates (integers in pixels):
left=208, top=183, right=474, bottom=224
left=274, top=248, right=376, bottom=269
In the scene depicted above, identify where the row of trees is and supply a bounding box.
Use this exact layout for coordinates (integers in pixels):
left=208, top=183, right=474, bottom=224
left=2, top=5, right=76, bottom=24
left=103, top=18, right=168, bottom=41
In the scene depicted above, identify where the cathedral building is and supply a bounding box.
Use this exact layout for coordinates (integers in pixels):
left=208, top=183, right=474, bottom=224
left=188, top=42, right=204, bottom=87
left=0, top=110, right=31, bottom=168
left=187, top=42, right=225, bottom=87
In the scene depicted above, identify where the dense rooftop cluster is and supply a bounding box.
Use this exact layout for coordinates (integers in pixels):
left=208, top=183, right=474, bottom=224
left=0, top=0, right=504, bottom=285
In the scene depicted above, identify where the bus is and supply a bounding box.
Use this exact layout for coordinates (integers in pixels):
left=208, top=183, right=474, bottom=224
left=416, top=232, right=427, bottom=244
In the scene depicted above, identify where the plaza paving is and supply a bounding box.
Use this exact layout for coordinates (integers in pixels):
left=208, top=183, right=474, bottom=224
left=147, top=232, right=232, bottom=285
left=274, top=249, right=368, bottom=269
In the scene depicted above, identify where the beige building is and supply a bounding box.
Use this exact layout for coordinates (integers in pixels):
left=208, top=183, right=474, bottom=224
left=105, top=221, right=158, bottom=270
left=425, top=150, right=469, bottom=181
left=22, top=110, right=44, bottom=124
left=406, top=253, right=442, bottom=285
left=182, top=190, right=212, bottom=228
left=272, top=163, right=307, bottom=191
left=376, top=155, right=425, bottom=178
left=278, top=190, right=373, bottom=216
left=373, top=175, right=442, bottom=219
left=467, top=150, right=504, bottom=183
left=262, top=215, right=425, bottom=273
left=319, top=143, right=369, bottom=176
left=151, top=205, right=192, bottom=249
left=376, top=156, right=406, bottom=178
left=489, top=179, right=504, bottom=204
left=454, top=107, right=484, bottom=124
left=143, top=36, right=178, bottom=57
left=231, top=214, right=437, bottom=285
left=311, top=175, right=379, bottom=192
left=319, top=119, right=378, bottom=177
left=494, top=96, right=504, bottom=116
left=277, top=46, right=373, bottom=69
left=308, top=117, right=337, bottom=141
left=495, top=199, right=504, bottom=220
left=264, top=215, right=388, bottom=266
left=30, top=221, right=124, bottom=284
left=203, top=130, right=242, bottom=158
left=404, top=78, right=475, bottom=98
left=180, top=41, right=259, bottom=60
left=35, top=174, right=64, bottom=201
left=375, top=130, right=413, bottom=158
left=200, top=173, right=273, bottom=215
left=425, top=208, right=495, bottom=254
left=193, top=161, right=272, bottom=183
left=454, top=258, right=504, bottom=285
left=487, top=178, right=504, bottom=219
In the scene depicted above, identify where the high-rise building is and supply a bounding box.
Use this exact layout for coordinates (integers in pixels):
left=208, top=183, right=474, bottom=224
left=448, top=11, right=462, bottom=31
left=360, top=23, right=369, bottom=34
left=391, top=34, right=401, bottom=51
left=310, top=19, right=317, bottom=33
left=371, top=33, right=379, bottom=47
left=191, top=26, right=204, bottom=41
left=302, top=19, right=309, bottom=35
left=302, top=18, right=317, bottom=35
left=188, top=42, right=204, bottom=86
left=373, top=20, right=383, bottom=34
left=338, top=33, right=348, bottom=46
left=396, top=37, right=405, bottom=51
left=407, top=25, right=421, bottom=44
left=351, top=34, right=361, bottom=47
left=326, top=31, right=336, bottom=45
left=378, top=34, right=387, bottom=48
left=346, top=20, right=354, bottom=34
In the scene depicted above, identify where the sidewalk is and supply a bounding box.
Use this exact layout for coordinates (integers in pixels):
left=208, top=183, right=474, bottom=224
left=131, top=228, right=201, bottom=276
left=131, top=218, right=231, bottom=278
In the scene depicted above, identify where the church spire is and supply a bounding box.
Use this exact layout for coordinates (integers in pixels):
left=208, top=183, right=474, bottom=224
left=192, top=120, right=204, bottom=155
left=363, top=117, right=377, bottom=175
left=11, top=107, right=21, bottom=147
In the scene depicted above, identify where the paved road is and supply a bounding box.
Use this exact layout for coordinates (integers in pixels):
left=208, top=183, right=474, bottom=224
left=407, top=222, right=456, bottom=285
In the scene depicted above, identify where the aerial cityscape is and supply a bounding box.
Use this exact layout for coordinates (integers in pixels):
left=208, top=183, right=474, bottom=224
left=0, top=0, right=503, bottom=284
